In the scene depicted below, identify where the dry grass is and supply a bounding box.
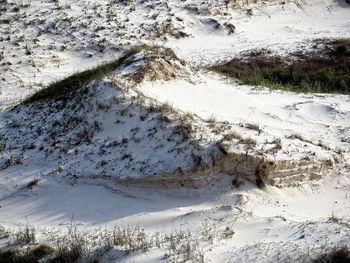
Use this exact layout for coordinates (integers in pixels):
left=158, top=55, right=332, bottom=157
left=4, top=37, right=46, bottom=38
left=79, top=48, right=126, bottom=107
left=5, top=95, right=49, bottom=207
left=1, top=219, right=244, bottom=263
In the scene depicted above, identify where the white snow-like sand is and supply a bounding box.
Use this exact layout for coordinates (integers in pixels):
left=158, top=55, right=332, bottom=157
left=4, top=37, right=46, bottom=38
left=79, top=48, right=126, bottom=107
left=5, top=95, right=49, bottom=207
left=0, top=0, right=349, bottom=262
left=139, top=74, right=350, bottom=160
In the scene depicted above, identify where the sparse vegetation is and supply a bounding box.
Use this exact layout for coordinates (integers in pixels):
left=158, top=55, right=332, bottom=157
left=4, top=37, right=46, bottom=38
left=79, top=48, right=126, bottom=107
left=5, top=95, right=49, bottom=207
left=164, top=230, right=205, bottom=263
left=105, top=224, right=152, bottom=253
left=211, top=39, right=350, bottom=94
left=52, top=223, right=87, bottom=263
left=0, top=221, right=230, bottom=263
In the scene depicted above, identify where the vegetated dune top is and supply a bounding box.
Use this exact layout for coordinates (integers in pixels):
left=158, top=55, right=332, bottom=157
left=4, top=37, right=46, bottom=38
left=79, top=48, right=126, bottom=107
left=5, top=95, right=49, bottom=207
left=0, top=48, right=344, bottom=191
left=0, top=0, right=349, bottom=105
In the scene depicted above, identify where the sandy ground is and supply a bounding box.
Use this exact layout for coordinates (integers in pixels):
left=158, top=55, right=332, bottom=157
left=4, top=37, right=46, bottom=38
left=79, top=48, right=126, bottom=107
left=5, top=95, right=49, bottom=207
left=0, top=0, right=349, bottom=262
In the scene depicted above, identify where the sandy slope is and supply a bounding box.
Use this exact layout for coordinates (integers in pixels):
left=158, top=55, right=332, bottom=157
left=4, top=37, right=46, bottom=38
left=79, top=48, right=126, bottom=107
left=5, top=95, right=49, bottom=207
left=139, top=73, right=350, bottom=163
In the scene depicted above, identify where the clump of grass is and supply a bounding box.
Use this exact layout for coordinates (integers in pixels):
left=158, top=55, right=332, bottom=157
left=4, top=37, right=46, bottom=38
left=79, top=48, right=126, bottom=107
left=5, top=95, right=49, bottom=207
left=211, top=39, right=350, bottom=94
left=314, top=246, right=350, bottom=263
left=27, top=178, right=40, bottom=188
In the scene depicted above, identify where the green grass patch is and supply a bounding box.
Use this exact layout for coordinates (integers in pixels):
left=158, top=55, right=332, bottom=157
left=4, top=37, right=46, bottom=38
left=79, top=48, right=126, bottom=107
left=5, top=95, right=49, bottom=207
left=24, top=53, right=132, bottom=103
left=211, top=39, right=350, bottom=94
